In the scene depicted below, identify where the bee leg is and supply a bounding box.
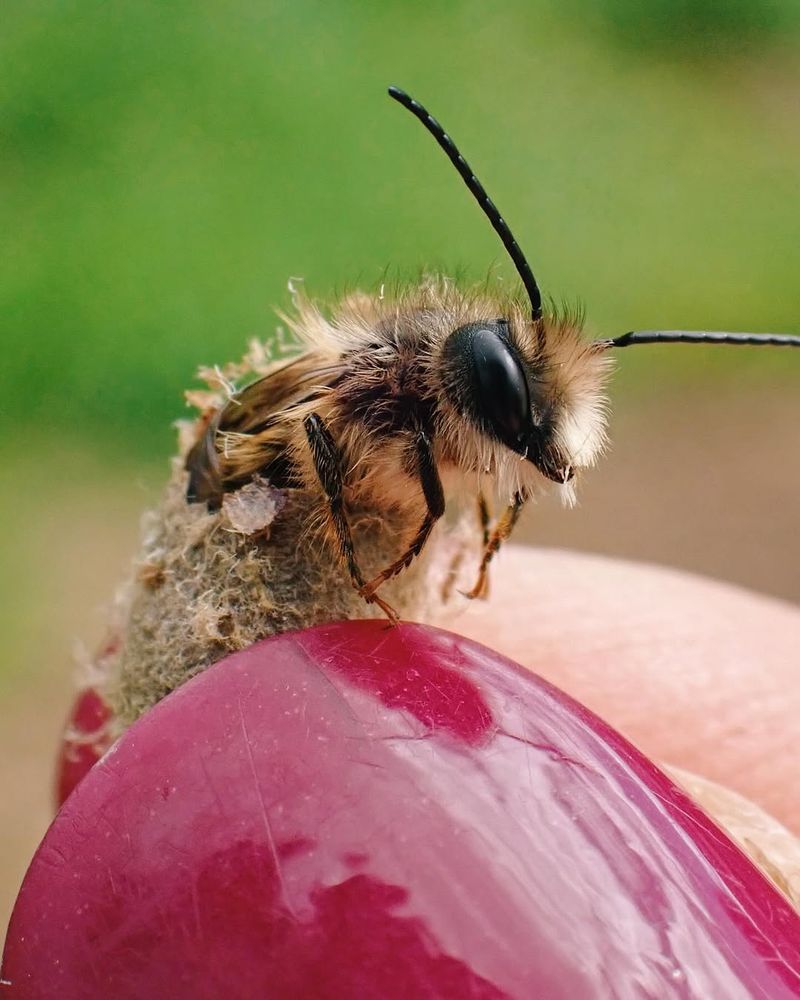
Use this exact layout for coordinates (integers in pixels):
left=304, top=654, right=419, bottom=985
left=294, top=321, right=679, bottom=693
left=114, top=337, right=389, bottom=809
left=464, top=492, right=525, bottom=600
left=472, top=491, right=493, bottom=598
left=478, top=492, right=492, bottom=547
left=360, top=428, right=445, bottom=598
left=304, top=413, right=399, bottom=624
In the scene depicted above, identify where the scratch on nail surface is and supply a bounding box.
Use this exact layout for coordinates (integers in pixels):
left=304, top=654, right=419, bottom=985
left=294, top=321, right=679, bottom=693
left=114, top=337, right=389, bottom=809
left=651, top=786, right=732, bottom=854
left=238, top=699, right=297, bottom=919
left=296, top=644, right=362, bottom=724
left=198, top=753, right=227, bottom=818
left=496, top=728, right=589, bottom=770
left=189, top=874, right=203, bottom=941
left=379, top=732, right=434, bottom=744
left=347, top=758, right=388, bottom=771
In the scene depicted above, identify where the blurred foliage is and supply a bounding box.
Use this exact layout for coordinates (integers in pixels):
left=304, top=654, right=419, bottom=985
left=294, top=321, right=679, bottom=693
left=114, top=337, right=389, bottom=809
left=2, top=0, right=799, bottom=460
left=562, top=0, right=800, bottom=54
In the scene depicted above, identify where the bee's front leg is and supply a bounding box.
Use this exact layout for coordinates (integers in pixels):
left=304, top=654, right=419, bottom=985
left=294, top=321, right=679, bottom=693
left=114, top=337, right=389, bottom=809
left=464, top=491, right=525, bottom=600
left=304, top=413, right=399, bottom=624
left=360, top=428, right=445, bottom=599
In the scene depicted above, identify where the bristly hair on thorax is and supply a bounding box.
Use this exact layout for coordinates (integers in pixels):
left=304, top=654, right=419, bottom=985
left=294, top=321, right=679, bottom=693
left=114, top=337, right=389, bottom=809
left=185, top=275, right=613, bottom=521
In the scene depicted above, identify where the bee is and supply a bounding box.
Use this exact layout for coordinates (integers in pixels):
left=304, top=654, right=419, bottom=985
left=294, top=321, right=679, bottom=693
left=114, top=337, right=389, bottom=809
left=185, top=86, right=800, bottom=623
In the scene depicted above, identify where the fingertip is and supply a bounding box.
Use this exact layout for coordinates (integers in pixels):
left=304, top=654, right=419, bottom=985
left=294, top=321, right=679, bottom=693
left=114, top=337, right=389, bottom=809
left=447, top=546, right=800, bottom=831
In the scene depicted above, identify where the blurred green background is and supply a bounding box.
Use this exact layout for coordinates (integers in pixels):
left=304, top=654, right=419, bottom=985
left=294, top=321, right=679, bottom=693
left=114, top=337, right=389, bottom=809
left=1, top=0, right=799, bottom=934
left=4, top=0, right=800, bottom=458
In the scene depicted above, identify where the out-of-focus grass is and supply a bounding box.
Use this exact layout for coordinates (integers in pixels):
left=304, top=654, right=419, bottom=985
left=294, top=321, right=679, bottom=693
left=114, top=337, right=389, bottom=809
left=0, top=441, right=160, bottom=688
left=2, top=1, right=799, bottom=464
left=562, top=0, right=800, bottom=53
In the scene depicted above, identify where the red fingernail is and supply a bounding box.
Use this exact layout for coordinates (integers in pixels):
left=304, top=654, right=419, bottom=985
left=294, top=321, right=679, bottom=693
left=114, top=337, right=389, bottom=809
left=4, top=621, right=800, bottom=998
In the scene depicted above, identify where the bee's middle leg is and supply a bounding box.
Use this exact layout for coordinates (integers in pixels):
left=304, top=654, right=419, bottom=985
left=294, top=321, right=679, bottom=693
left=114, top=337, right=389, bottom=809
left=464, top=491, right=525, bottom=600
left=304, top=413, right=399, bottom=623
left=360, top=428, right=445, bottom=599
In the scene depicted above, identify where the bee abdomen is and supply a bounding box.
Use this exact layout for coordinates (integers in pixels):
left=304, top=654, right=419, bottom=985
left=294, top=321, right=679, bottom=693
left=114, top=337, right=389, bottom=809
left=185, top=429, right=223, bottom=509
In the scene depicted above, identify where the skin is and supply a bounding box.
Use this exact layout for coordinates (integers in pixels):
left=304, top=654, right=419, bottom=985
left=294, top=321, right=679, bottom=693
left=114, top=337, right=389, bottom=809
left=448, top=546, right=800, bottom=835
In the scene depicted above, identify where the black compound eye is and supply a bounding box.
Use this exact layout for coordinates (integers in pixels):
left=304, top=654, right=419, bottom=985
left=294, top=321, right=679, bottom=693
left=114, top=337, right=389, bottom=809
left=443, top=321, right=531, bottom=450
left=470, top=326, right=530, bottom=443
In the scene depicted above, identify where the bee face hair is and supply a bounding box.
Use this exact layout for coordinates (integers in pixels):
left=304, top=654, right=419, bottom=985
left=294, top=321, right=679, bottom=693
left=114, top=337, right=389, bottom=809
left=437, top=309, right=610, bottom=494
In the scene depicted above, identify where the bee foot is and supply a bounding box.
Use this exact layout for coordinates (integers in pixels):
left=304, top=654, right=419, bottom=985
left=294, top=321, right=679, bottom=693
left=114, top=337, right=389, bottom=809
left=460, top=576, right=489, bottom=601
left=359, top=586, right=400, bottom=625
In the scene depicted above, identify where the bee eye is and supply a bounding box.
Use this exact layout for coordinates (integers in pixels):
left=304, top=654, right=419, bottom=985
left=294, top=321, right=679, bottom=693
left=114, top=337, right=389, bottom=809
left=443, top=321, right=532, bottom=449
left=471, top=326, right=530, bottom=441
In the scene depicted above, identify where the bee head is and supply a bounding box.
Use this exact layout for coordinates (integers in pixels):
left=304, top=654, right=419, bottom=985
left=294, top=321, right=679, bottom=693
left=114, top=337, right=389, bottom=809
left=440, top=316, right=608, bottom=489
left=441, top=320, right=569, bottom=483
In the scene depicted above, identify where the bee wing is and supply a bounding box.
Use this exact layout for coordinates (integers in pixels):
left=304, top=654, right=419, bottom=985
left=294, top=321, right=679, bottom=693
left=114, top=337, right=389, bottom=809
left=217, top=355, right=339, bottom=435
left=185, top=353, right=340, bottom=506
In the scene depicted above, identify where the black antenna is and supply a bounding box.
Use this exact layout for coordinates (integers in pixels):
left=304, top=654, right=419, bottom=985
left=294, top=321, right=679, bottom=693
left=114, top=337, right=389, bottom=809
left=388, top=86, right=543, bottom=322
left=605, top=330, right=800, bottom=349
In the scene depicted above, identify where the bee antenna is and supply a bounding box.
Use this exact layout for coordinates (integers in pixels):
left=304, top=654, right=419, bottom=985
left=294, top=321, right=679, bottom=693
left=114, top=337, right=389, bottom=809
left=388, top=86, right=543, bottom=322
left=601, top=330, right=800, bottom=349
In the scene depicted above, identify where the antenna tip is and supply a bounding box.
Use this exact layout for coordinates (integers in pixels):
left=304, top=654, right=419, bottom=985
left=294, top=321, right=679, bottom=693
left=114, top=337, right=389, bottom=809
left=388, top=85, right=411, bottom=106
